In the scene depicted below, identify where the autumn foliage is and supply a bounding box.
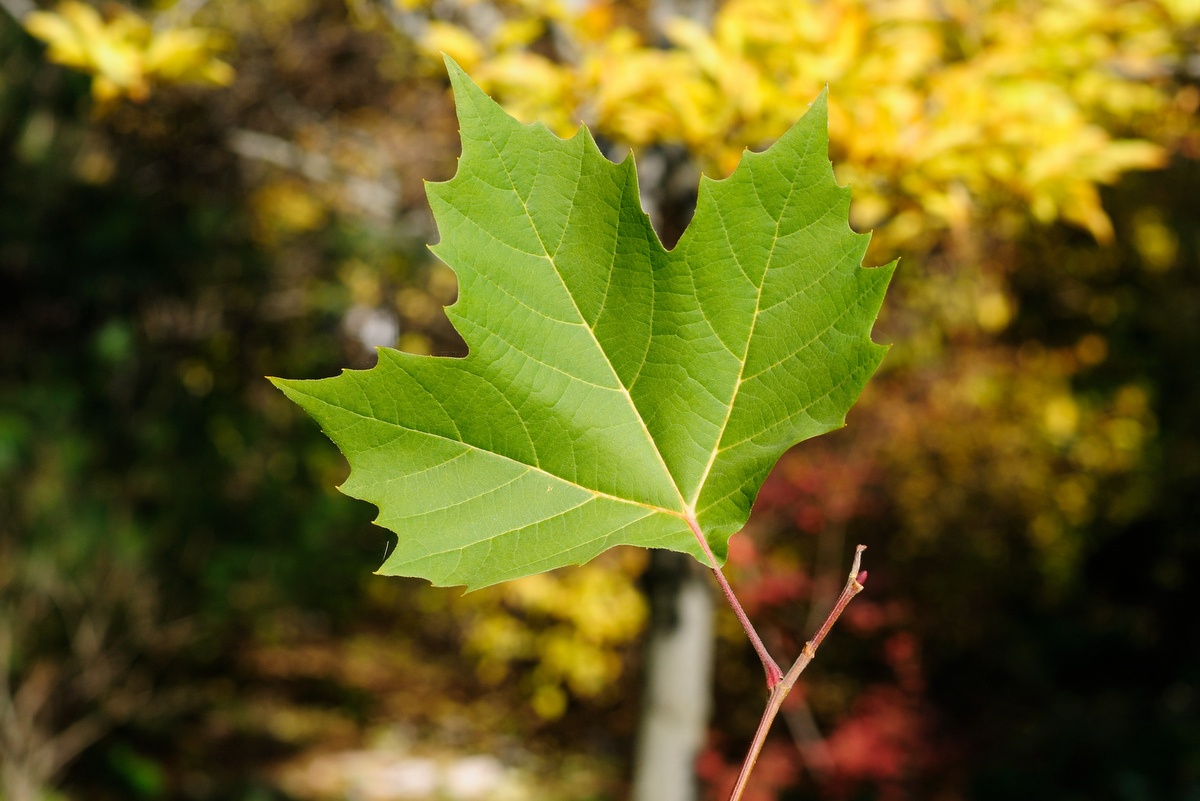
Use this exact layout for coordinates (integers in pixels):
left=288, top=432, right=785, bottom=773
left=3, top=0, right=1199, bottom=799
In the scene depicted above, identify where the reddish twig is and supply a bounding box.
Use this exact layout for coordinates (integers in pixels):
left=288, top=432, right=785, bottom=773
left=684, top=515, right=784, bottom=687
left=725, top=545, right=868, bottom=801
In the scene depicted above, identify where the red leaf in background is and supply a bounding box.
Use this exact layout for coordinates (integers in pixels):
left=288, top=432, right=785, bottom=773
left=725, top=533, right=811, bottom=615
left=698, top=739, right=798, bottom=801
left=884, top=631, right=924, bottom=693
left=823, top=685, right=929, bottom=800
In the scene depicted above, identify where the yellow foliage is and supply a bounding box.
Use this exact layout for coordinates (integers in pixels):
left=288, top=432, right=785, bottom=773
left=1130, top=208, right=1181, bottom=272
left=410, top=0, right=1192, bottom=247
left=456, top=550, right=647, bottom=719
left=421, top=20, right=486, bottom=70
left=25, top=1, right=233, bottom=104
left=878, top=343, right=1159, bottom=587
left=250, top=180, right=327, bottom=244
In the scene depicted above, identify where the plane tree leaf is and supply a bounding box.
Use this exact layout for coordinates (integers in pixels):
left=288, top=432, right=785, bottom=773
left=271, top=58, right=895, bottom=590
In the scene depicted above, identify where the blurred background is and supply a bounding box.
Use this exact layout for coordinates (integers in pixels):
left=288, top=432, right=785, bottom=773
left=1, top=0, right=1198, bottom=799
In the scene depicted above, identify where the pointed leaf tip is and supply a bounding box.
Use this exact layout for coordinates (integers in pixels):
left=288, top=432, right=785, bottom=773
left=441, top=52, right=468, bottom=78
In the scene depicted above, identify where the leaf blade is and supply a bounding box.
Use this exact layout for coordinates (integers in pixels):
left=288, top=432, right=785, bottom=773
left=274, top=60, right=894, bottom=588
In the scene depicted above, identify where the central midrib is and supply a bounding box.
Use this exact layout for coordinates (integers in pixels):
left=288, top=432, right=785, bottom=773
left=488, top=134, right=692, bottom=518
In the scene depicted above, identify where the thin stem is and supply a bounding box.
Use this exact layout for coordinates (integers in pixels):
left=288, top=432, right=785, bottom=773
left=684, top=515, right=783, bottom=687
left=710, top=564, right=784, bottom=688
left=726, top=545, right=867, bottom=801
left=726, top=678, right=789, bottom=801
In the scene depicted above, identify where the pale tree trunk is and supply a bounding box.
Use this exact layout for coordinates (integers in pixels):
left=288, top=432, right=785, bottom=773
left=626, top=2, right=718, bottom=798
left=628, top=144, right=716, bottom=801
left=631, top=551, right=715, bottom=801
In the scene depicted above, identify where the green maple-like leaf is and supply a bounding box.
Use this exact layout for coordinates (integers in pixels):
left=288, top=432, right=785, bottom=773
left=272, top=59, right=895, bottom=590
